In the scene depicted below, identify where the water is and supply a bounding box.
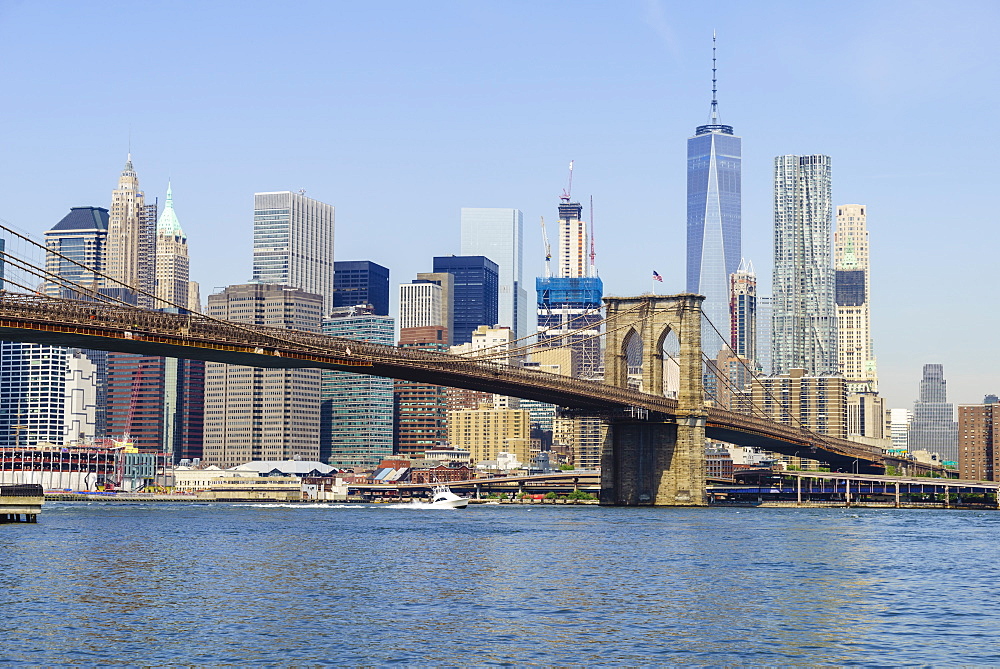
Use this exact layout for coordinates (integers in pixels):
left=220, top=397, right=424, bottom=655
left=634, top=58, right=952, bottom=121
left=2, top=502, right=998, bottom=665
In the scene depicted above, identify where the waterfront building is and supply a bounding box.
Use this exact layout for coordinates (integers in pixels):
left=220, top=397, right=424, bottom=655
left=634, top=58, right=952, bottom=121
left=687, top=36, right=741, bottom=358
left=252, top=191, right=335, bottom=314
left=44, top=207, right=108, bottom=299
left=772, top=155, right=837, bottom=375
left=729, top=259, right=756, bottom=364
left=447, top=403, right=531, bottom=466
left=0, top=344, right=97, bottom=447
left=432, top=256, right=499, bottom=346
left=394, top=326, right=450, bottom=457
left=203, top=284, right=323, bottom=467
left=105, top=354, right=204, bottom=463
left=958, top=402, right=999, bottom=481
left=320, top=305, right=395, bottom=470
left=835, top=204, right=877, bottom=391
left=460, top=208, right=527, bottom=339
left=153, top=183, right=194, bottom=310
left=552, top=415, right=605, bottom=470
left=0, top=442, right=122, bottom=490
left=908, top=364, right=959, bottom=464
left=749, top=369, right=847, bottom=440
left=333, top=261, right=389, bottom=316
left=399, top=280, right=444, bottom=330
left=107, top=155, right=157, bottom=305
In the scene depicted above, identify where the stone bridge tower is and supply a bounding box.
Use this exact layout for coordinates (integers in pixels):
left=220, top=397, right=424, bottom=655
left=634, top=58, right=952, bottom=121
left=602, top=294, right=706, bottom=505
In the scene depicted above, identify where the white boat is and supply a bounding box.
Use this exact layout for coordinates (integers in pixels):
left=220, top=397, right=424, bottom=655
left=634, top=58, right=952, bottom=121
left=416, top=484, right=469, bottom=509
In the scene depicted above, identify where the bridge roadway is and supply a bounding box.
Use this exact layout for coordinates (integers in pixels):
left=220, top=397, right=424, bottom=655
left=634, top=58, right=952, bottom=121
left=0, top=291, right=887, bottom=470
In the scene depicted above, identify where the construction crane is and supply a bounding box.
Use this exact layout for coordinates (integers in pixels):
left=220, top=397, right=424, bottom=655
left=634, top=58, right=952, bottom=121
left=589, top=196, right=597, bottom=277
left=540, top=216, right=552, bottom=278
left=560, top=160, right=574, bottom=201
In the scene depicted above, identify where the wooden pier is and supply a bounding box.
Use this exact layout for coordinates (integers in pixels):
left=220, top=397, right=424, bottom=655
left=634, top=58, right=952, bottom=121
left=0, top=484, right=43, bottom=523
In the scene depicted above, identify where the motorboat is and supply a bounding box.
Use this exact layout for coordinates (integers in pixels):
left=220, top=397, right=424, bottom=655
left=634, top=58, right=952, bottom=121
left=417, top=484, right=469, bottom=509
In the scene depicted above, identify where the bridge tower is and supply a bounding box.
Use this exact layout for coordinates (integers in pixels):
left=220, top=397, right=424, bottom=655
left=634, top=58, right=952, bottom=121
left=602, top=294, right=706, bottom=506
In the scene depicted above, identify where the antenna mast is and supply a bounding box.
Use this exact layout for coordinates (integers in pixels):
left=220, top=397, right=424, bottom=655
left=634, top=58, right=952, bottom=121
left=710, top=30, right=719, bottom=123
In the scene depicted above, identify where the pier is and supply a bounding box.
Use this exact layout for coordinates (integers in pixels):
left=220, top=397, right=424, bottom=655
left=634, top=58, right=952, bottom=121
left=0, top=484, right=44, bottom=523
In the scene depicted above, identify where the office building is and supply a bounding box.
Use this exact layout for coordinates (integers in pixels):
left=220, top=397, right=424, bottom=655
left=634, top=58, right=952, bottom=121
left=154, top=183, right=193, bottom=310
left=729, top=259, right=756, bottom=364
left=394, top=326, right=449, bottom=457
left=908, top=364, right=958, bottom=464
left=460, top=208, right=527, bottom=339
left=44, top=207, right=108, bottom=298
left=757, top=295, right=773, bottom=376
left=107, top=155, right=157, bottom=305
left=0, top=344, right=97, bottom=447
left=749, top=369, right=848, bottom=440
left=432, top=255, right=499, bottom=346
left=333, top=261, right=389, bottom=316
left=888, top=408, right=911, bottom=452
left=687, top=37, right=741, bottom=357
left=958, top=402, right=999, bottom=481
left=321, top=305, right=395, bottom=469
left=203, top=284, right=323, bottom=467
left=448, top=404, right=531, bottom=467
left=252, top=191, right=335, bottom=314
left=835, top=204, right=876, bottom=391
left=552, top=415, right=605, bottom=470
left=772, top=155, right=837, bottom=375
left=399, top=280, right=444, bottom=330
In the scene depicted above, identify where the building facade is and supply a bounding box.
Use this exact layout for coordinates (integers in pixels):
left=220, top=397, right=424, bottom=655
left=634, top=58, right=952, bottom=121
left=729, top=258, right=756, bottom=364
left=432, top=255, right=499, bottom=346
left=394, top=326, right=450, bottom=457
left=44, top=207, right=108, bottom=298
left=749, top=369, right=848, bottom=440
left=321, top=305, right=395, bottom=470
left=460, top=208, right=527, bottom=339
left=107, top=155, right=157, bottom=306
left=908, top=363, right=958, bottom=464
left=333, top=260, right=390, bottom=316
left=399, top=280, right=443, bottom=330
left=203, top=284, right=323, bottom=467
left=958, top=401, right=999, bottom=481
left=772, top=154, right=837, bottom=375
left=252, top=191, right=335, bottom=314
left=154, top=183, right=193, bottom=310
left=835, top=204, right=876, bottom=391
left=448, top=404, right=531, bottom=466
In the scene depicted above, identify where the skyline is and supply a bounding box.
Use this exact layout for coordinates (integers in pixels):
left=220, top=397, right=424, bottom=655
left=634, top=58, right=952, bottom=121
left=1, top=1, right=998, bottom=408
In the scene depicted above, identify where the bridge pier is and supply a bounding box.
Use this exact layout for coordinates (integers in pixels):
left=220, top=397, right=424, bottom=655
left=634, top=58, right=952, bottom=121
left=601, top=417, right=706, bottom=506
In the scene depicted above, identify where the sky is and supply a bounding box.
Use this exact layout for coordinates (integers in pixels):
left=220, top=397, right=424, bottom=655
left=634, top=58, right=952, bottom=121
left=0, top=0, right=998, bottom=409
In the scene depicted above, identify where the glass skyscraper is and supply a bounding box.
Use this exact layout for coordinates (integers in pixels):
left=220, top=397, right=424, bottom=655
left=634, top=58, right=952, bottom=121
left=460, top=208, right=526, bottom=339
left=772, top=154, right=837, bottom=376
left=686, top=40, right=741, bottom=358
left=253, top=191, right=335, bottom=315
left=333, top=260, right=390, bottom=316
left=432, top=256, right=499, bottom=346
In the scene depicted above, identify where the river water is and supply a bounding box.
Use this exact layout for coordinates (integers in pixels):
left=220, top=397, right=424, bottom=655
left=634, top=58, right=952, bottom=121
left=1, top=502, right=997, bottom=665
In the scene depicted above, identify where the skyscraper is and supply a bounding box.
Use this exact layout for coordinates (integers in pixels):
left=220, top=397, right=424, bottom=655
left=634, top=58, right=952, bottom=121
left=154, top=183, right=193, bottom=310
left=333, top=260, right=390, bottom=316
left=107, top=156, right=156, bottom=305
left=729, top=259, right=756, bottom=364
left=394, top=326, right=450, bottom=456
left=835, top=204, right=876, bottom=391
left=460, top=208, right=527, bottom=339
left=321, top=305, right=395, bottom=469
left=203, top=284, right=323, bottom=467
left=252, top=191, right=335, bottom=314
left=908, top=363, right=958, bottom=463
left=687, top=36, right=741, bottom=357
left=959, top=401, right=999, bottom=481
left=432, top=256, right=499, bottom=346
left=44, top=207, right=108, bottom=299
left=399, top=280, right=445, bottom=330
left=772, top=154, right=837, bottom=375
left=536, top=185, right=603, bottom=379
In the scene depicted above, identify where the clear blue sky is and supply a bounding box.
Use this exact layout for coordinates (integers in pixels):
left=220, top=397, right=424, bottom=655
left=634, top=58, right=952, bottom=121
left=1, top=0, right=997, bottom=408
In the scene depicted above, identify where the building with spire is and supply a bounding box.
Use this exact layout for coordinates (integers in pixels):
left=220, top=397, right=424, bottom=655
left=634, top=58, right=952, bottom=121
left=835, top=204, right=876, bottom=391
left=154, top=183, right=193, bottom=310
left=107, top=155, right=157, bottom=306
left=687, top=34, right=741, bottom=359
left=729, top=258, right=756, bottom=365
left=772, top=155, right=837, bottom=376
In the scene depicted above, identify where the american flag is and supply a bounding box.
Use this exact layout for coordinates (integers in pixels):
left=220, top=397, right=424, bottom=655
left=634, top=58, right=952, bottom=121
left=652, top=271, right=663, bottom=282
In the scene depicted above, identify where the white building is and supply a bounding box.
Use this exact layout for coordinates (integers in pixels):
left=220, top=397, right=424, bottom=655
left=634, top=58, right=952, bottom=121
left=399, top=280, right=443, bottom=330
left=252, top=191, right=335, bottom=315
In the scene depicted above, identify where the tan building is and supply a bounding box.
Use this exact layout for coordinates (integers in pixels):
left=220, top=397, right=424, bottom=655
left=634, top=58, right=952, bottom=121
left=203, top=284, right=323, bottom=467
left=448, top=404, right=530, bottom=466
left=553, top=415, right=606, bottom=470
left=153, top=183, right=193, bottom=310
left=958, top=402, right=999, bottom=481
left=107, top=155, right=157, bottom=305
left=750, top=369, right=847, bottom=440
left=835, top=204, right=877, bottom=392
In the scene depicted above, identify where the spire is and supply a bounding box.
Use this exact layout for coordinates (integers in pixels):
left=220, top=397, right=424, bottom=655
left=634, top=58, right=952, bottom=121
left=157, top=180, right=185, bottom=237
left=709, top=30, right=719, bottom=124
